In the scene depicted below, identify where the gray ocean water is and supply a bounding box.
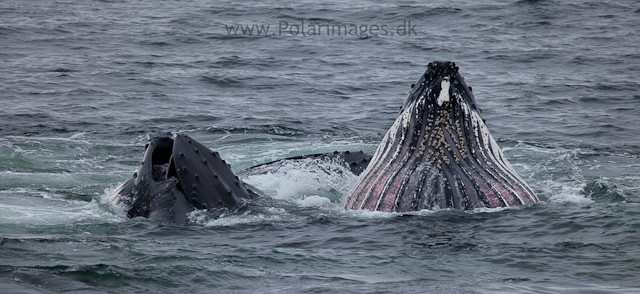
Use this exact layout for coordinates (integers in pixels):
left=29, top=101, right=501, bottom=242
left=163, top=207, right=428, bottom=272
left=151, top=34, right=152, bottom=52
left=1, top=0, right=640, bottom=293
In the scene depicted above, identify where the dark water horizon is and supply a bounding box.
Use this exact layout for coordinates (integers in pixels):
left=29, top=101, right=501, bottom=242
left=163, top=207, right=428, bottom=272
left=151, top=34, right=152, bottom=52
left=1, top=0, right=640, bottom=293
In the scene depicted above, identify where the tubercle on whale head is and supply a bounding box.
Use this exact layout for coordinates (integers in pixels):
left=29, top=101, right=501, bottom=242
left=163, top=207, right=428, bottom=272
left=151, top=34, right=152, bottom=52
left=400, top=61, right=481, bottom=119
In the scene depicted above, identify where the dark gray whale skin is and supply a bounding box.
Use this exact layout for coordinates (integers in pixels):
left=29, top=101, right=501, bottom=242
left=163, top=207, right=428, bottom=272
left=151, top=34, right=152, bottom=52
left=109, top=134, right=257, bottom=224
left=109, top=136, right=192, bottom=224
left=110, top=61, right=538, bottom=223
left=109, top=134, right=370, bottom=223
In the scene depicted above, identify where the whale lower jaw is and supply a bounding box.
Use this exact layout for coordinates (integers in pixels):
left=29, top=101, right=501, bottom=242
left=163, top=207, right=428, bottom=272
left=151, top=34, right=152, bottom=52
left=343, top=61, right=538, bottom=212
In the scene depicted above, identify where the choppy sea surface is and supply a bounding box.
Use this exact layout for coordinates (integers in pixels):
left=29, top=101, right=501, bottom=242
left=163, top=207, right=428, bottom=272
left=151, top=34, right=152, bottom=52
left=1, top=0, right=640, bottom=293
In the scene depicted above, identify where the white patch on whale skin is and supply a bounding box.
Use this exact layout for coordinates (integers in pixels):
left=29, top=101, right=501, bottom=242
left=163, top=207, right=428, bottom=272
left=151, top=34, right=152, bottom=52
left=436, top=78, right=450, bottom=106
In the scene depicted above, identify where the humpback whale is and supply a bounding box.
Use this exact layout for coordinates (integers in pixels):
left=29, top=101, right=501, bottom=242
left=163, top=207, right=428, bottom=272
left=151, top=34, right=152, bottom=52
left=343, top=61, right=538, bottom=211
left=109, top=61, right=538, bottom=222
left=109, top=135, right=372, bottom=223
left=109, top=135, right=257, bottom=224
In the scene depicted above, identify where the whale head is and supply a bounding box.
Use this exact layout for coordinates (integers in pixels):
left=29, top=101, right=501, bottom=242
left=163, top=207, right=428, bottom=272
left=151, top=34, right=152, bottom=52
left=344, top=61, right=538, bottom=212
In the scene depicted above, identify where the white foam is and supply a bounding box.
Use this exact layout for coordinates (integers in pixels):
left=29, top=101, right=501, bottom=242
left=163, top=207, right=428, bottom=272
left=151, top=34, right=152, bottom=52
left=545, top=182, right=594, bottom=204
left=101, top=186, right=128, bottom=217
left=69, top=132, right=87, bottom=140
left=294, top=195, right=333, bottom=207
left=502, top=143, right=593, bottom=205
left=342, top=208, right=400, bottom=219
left=188, top=209, right=291, bottom=227
left=241, top=157, right=359, bottom=203
left=0, top=188, right=124, bottom=225
left=472, top=206, right=512, bottom=213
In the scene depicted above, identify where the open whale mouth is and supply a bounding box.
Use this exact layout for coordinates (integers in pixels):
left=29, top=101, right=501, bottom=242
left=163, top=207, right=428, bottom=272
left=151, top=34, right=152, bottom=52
left=109, top=134, right=255, bottom=222
left=344, top=61, right=538, bottom=212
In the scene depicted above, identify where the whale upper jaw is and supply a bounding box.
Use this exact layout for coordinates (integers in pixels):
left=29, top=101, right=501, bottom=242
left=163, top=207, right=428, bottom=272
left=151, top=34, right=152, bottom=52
left=401, top=61, right=480, bottom=118
left=109, top=135, right=255, bottom=224
left=344, top=61, right=538, bottom=212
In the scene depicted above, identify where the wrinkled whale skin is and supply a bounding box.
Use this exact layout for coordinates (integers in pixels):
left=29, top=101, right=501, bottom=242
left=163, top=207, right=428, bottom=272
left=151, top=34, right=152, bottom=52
left=343, top=61, right=538, bottom=212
